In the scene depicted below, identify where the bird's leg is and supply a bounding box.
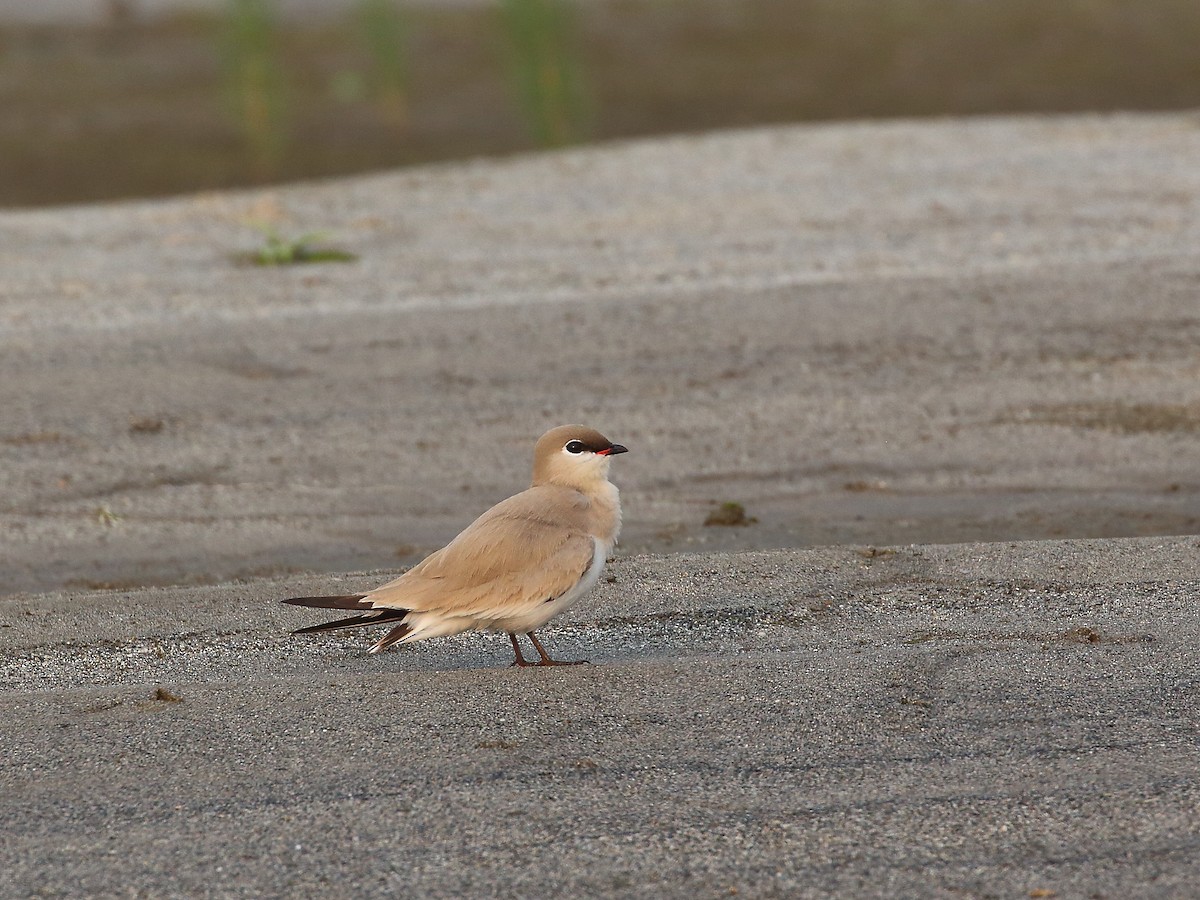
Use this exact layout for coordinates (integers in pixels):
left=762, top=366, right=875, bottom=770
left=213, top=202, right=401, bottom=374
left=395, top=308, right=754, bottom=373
left=526, top=631, right=588, bottom=666
left=509, top=633, right=535, bottom=667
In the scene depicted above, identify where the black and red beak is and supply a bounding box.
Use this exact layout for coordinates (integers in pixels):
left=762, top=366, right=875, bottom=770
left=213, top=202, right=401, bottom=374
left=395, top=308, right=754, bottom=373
left=597, top=443, right=628, bottom=456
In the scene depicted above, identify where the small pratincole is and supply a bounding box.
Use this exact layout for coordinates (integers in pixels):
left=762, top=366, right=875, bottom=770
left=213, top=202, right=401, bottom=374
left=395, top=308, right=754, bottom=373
left=283, top=424, right=627, bottom=667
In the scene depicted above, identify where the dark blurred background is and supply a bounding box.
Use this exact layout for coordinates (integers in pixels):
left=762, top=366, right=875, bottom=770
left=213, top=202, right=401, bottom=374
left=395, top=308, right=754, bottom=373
left=2, top=0, right=1198, bottom=208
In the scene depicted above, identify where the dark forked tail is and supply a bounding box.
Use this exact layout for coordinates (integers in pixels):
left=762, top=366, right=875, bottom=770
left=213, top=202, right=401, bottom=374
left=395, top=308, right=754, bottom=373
left=282, top=594, right=410, bottom=636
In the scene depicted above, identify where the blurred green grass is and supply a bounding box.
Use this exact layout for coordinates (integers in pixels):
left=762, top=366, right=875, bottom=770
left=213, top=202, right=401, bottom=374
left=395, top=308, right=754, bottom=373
left=220, top=0, right=287, bottom=174
left=499, top=0, right=589, bottom=147
left=0, top=0, right=1198, bottom=207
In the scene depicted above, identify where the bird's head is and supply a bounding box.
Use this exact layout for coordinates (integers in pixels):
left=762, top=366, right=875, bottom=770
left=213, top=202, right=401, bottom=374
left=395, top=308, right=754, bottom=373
left=531, top=424, right=628, bottom=489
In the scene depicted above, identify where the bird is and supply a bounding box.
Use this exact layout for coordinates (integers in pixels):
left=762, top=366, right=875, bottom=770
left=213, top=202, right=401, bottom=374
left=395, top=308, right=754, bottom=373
left=283, top=424, right=627, bottom=667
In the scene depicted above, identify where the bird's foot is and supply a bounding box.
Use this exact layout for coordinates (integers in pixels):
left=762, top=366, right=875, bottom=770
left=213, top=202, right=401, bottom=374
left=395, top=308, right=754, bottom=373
left=509, top=656, right=589, bottom=667
left=509, top=632, right=591, bottom=667
left=525, top=631, right=590, bottom=667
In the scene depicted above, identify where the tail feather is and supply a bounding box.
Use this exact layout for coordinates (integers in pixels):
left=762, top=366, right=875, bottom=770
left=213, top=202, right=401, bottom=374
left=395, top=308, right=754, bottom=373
left=283, top=592, right=416, bottom=649
left=291, top=607, right=410, bottom=636
left=370, top=622, right=415, bottom=654
left=282, top=594, right=372, bottom=610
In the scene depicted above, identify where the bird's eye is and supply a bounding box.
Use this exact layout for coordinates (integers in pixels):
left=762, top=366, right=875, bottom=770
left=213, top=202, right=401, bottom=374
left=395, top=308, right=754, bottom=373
left=564, top=440, right=586, bottom=454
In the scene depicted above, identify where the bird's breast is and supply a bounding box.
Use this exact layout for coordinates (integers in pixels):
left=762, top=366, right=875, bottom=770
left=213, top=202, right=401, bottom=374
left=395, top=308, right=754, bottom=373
left=589, top=481, right=622, bottom=548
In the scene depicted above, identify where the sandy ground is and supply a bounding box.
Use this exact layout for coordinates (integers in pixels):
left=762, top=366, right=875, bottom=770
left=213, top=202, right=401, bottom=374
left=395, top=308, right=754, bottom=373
left=3, top=538, right=1199, bottom=896
left=2, top=113, right=1199, bottom=895
left=2, top=114, right=1199, bottom=596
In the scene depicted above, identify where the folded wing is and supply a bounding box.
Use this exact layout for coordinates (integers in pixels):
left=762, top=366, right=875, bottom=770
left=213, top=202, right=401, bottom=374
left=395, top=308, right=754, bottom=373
left=365, top=491, right=597, bottom=624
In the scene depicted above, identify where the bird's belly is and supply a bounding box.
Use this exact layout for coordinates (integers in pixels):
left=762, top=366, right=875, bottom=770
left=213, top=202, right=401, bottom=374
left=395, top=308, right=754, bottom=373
left=490, top=537, right=607, bottom=634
